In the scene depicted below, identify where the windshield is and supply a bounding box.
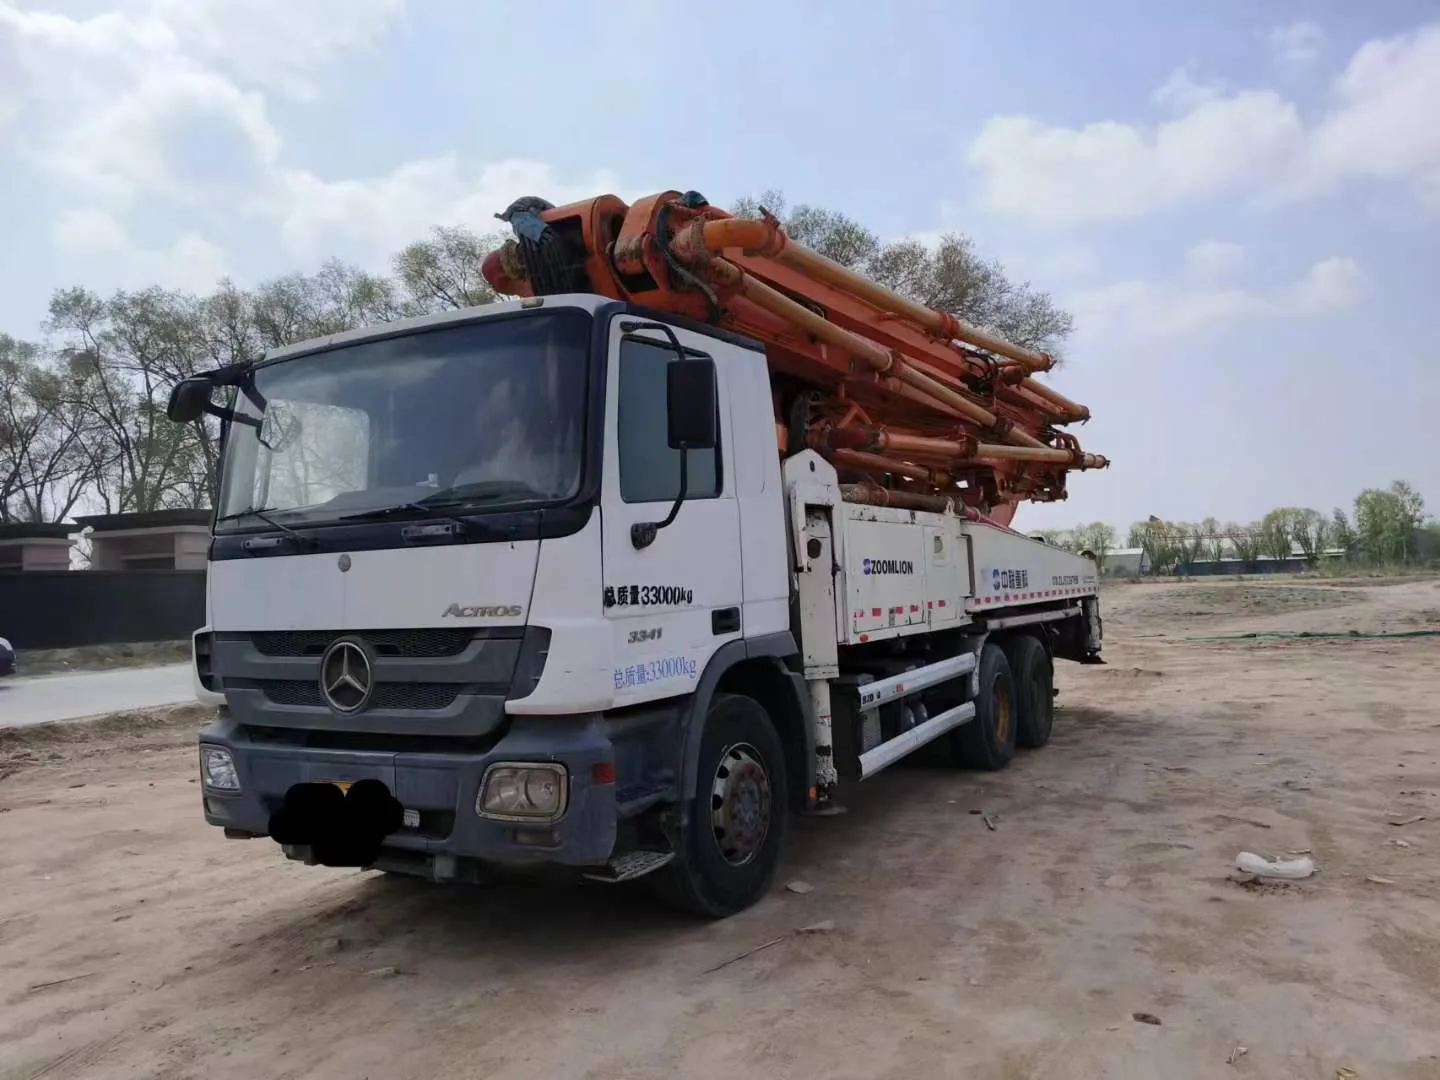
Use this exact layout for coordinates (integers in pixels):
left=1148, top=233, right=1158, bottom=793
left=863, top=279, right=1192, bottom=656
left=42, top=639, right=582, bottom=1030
left=216, top=309, right=591, bottom=529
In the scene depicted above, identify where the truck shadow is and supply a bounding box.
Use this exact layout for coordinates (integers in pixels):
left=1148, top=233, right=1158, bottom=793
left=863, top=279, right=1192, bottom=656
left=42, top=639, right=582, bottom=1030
left=231, top=705, right=1133, bottom=974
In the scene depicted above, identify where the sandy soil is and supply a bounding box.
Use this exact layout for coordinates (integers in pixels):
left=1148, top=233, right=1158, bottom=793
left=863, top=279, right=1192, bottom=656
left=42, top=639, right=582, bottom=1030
left=3, top=580, right=1440, bottom=1079
left=13, top=641, right=191, bottom=678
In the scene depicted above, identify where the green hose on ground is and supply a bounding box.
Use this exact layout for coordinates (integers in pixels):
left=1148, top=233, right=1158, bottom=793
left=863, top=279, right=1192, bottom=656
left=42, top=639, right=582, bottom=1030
left=1188, top=628, right=1440, bottom=642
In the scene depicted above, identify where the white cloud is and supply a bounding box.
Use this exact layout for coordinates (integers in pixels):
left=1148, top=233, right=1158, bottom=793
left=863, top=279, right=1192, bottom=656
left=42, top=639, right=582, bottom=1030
left=1269, top=21, right=1323, bottom=66
left=52, top=206, right=228, bottom=291
left=124, top=233, right=230, bottom=291
left=1307, top=27, right=1440, bottom=193
left=966, top=93, right=1305, bottom=226
left=1184, top=240, right=1247, bottom=281
left=145, top=0, right=404, bottom=102
left=1032, top=248, right=1099, bottom=282
left=53, top=206, right=129, bottom=254
left=966, top=23, right=1440, bottom=226
left=0, top=2, right=291, bottom=206
left=265, top=157, right=633, bottom=259
left=0, top=0, right=623, bottom=278
left=1068, top=254, right=1365, bottom=343
left=1290, top=255, right=1368, bottom=313
left=1152, top=67, right=1227, bottom=112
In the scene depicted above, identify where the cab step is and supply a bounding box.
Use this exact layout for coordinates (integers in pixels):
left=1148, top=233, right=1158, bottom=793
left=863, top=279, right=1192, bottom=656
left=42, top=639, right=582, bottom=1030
left=582, top=849, right=675, bottom=883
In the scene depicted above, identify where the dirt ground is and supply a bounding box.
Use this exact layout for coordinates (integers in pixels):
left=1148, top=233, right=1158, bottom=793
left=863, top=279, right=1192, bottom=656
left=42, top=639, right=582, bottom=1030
left=3, top=579, right=1440, bottom=1080
left=13, top=640, right=191, bottom=678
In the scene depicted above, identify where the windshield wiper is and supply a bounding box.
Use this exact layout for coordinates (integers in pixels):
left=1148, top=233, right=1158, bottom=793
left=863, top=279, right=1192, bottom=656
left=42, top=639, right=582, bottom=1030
left=216, top=506, right=317, bottom=549
left=339, top=502, right=472, bottom=529
left=341, top=481, right=552, bottom=525
left=216, top=505, right=295, bottom=532
left=421, top=480, right=552, bottom=507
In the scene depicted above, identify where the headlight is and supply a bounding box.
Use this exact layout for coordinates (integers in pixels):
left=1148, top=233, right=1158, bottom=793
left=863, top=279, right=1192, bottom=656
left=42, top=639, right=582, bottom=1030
left=200, top=746, right=240, bottom=791
left=476, top=763, right=567, bottom=821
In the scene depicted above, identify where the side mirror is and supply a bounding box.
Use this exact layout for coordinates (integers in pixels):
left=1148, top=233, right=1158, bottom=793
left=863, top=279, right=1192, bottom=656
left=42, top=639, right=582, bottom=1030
left=666, top=358, right=718, bottom=450
left=167, top=377, right=216, bottom=424
left=631, top=356, right=719, bottom=551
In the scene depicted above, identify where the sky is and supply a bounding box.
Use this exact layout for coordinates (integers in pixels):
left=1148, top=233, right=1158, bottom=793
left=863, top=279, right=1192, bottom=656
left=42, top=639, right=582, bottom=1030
left=1, top=0, right=1438, bottom=534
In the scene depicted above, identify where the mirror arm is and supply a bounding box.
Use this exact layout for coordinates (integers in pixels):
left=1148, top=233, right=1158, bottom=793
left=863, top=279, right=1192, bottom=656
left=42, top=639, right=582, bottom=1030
left=631, top=447, right=689, bottom=550
left=619, top=320, right=687, bottom=357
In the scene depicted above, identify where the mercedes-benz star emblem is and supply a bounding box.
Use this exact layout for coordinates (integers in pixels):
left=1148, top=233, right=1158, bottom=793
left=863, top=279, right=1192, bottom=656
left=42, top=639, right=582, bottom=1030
left=319, top=638, right=373, bottom=713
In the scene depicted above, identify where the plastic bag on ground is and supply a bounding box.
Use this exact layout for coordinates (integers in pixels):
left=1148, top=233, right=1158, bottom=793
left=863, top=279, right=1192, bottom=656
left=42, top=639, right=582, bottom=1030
left=1235, top=851, right=1316, bottom=880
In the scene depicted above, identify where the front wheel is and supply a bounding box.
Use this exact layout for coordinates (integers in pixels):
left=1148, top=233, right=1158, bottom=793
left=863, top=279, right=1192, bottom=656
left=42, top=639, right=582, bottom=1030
left=652, top=693, right=788, bottom=918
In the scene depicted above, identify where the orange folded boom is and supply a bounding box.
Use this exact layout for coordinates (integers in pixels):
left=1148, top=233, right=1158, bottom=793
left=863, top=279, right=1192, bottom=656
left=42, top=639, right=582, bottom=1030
left=480, top=189, right=1108, bottom=528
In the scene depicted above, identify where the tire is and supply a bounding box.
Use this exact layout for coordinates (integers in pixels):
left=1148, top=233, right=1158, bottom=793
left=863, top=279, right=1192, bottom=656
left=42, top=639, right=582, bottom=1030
left=1005, top=634, right=1055, bottom=749
left=952, top=642, right=1017, bottom=771
left=652, top=693, right=789, bottom=918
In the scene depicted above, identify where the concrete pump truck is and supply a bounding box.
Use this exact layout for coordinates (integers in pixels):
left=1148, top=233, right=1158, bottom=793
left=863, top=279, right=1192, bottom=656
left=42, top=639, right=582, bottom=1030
left=167, top=188, right=1108, bottom=917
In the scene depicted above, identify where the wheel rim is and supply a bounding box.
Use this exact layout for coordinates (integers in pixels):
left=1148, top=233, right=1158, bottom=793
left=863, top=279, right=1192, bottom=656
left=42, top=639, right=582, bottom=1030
left=710, top=742, right=772, bottom=866
left=994, top=681, right=1014, bottom=743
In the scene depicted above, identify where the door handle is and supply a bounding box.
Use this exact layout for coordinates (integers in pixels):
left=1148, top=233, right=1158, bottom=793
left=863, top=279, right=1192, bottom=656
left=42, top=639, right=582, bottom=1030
left=711, top=607, right=741, bottom=635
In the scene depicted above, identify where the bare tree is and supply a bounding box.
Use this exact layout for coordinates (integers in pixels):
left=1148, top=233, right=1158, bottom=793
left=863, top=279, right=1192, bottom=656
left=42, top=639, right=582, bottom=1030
left=0, top=335, right=96, bottom=522
left=1281, top=508, right=1329, bottom=565
left=394, top=226, right=503, bottom=314
left=1330, top=508, right=1356, bottom=557
left=1229, top=527, right=1262, bottom=571
left=1258, top=509, right=1293, bottom=564
left=1199, top=517, right=1226, bottom=562
left=46, top=288, right=204, bottom=514
left=1071, top=521, right=1116, bottom=566
left=1032, top=527, right=1077, bottom=551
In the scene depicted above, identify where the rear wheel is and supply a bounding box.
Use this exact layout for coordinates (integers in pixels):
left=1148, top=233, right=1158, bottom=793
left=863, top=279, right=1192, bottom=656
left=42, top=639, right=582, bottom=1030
left=1005, top=634, right=1055, bottom=749
left=953, top=642, right=1017, bottom=771
left=652, top=693, right=788, bottom=918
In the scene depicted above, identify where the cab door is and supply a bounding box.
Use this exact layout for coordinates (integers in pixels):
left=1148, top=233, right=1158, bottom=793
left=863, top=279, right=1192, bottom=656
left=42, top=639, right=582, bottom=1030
left=599, top=316, right=743, bottom=707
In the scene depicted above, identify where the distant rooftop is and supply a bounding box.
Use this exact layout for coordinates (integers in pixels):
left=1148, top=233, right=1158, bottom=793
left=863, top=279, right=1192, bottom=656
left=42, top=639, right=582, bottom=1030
left=73, top=509, right=212, bottom=532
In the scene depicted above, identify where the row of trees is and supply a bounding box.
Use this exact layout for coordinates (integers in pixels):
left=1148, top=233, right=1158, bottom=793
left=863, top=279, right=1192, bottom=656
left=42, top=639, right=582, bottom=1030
left=1036, top=481, right=1437, bottom=574
left=1, top=194, right=1073, bottom=524
left=0, top=228, right=505, bottom=522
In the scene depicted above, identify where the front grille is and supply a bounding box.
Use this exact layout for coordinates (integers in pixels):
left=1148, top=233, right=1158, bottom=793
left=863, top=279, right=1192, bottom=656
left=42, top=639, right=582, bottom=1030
left=262, top=681, right=324, bottom=707
left=250, top=629, right=476, bottom=659
left=374, top=684, right=462, bottom=710
left=259, top=680, right=462, bottom=711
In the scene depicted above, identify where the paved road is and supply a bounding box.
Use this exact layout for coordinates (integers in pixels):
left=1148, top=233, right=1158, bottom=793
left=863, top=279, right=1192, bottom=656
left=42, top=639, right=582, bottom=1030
left=0, top=663, right=195, bottom=730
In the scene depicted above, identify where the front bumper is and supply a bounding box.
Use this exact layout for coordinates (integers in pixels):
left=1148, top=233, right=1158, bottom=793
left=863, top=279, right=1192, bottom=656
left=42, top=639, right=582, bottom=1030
left=198, top=710, right=621, bottom=873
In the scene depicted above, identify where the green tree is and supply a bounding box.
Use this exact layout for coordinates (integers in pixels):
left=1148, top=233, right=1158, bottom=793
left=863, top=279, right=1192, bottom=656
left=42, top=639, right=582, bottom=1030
left=1354, top=481, right=1427, bottom=563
